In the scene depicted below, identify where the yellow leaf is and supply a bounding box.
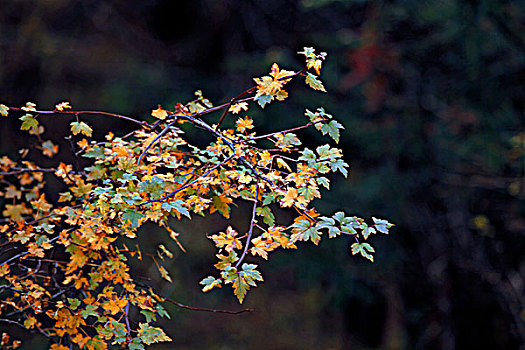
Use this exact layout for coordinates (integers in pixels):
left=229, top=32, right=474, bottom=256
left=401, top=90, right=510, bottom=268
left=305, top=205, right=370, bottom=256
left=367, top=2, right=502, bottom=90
left=151, top=105, right=168, bottom=120
left=0, top=263, right=9, bottom=277
left=112, top=145, right=129, bottom=158
left=229, top=102, right=249, bottom=114
left=55, top=101, right=71, bottom=111
left=0, top=104, right=9, bottom=117
left=236, top=116, right=254, bottom=133
left=210, top=226, right=242, bottom=252
left=23, top=316, right=37, bottom=329
left=210, top=194, right=233, bottom=218
left=281, top=188, right=298, bottom=207
left=158, top=265, right=172, bottom=282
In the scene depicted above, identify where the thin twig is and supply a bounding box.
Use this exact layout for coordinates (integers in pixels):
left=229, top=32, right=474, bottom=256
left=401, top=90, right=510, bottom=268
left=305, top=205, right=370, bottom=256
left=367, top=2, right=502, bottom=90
left=235, top=182, right=259, bottom=269
left=0, top=318, right=50, bottom=338
left=8, top=107, right=151, bottom=128
left=0, top=167, right=56, bottom=176
left=238, top=122, right=314, bottom=143
left=163, top=296, right=253, bottom=315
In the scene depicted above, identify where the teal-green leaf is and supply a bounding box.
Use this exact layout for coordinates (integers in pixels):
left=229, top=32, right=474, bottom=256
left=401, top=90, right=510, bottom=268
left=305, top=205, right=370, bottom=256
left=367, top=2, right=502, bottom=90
left=305, top=72, right=327, bottom=92
left=122, top=210, right=144, bottom=228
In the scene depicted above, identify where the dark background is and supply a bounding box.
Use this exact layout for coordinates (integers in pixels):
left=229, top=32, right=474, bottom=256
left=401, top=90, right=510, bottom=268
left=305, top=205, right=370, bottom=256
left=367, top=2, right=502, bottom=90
left=1, top=0, right=524, bottom=349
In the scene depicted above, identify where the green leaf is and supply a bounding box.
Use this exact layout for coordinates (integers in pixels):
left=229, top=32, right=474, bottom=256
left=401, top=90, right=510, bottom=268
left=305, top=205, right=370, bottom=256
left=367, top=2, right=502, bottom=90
left=256, top=206, right=275, bottom=226
left=68, top=298, right=81, bottom=310
left=128, top=339, right=145, bottom=350
left=321, top=120, right=344, bottom=143
left=230, top=264, right=263, bottom=304
left=373, top=217, right=394, bottom=234
left=330, top=159, right=349, bottom=177
left=316, top=176, right=330, bottom=189
left=20, top=114, right=38, bottom=130
left=162, top=199, right=190, bottom=219
left=350, top=242, right=375, bottom=262
left=83, top=146, right=105, bottom=158
left=362, top=225, right=377, bottom=240
left=140, top=310, right=156, bottom=323
left=122, top=210, right=144, bottom=228
left=240, top=263, right=263, bottom=286
left=262, top=192, right=280, bottom=206
left=305, top=72, right=326, bottom=92
left=70, top=121, right=93, bottom=137
left=200, top=276, right=222, bottom=292
left=254, top=94, right=272, bottom=108
left=80, top=304, right=99, bottom=319
left=298, top=148, right=316, bottom=166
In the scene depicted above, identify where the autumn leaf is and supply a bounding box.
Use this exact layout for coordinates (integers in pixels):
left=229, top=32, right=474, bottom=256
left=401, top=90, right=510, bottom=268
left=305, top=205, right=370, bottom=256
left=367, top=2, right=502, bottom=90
left=281, top=188, right=298, bottom=207
left=41, top=140, right=59, bottom=157
left=229, top=102, right=249, bottom=114
left=0, top=263, right=9, bottom=277
left=210, top=194, right=233, bottom=218
left=0, top=104, right=9, bottom=117
left=20, top=114, right=38, bottom=130
left=210, top=226, right=242, bottom=252
left=23, top=316, right=37, bottom=329
left=55, top=101, right=72, bottom=111
left=21, top=102, right=36, bottom=112
left=70, top=121, right=93, bottom=137
left=151, top=105, right=168, bottom=120
left=236, top=116, right=254, bottom=133
left=157, top=265, right=172, bottom=282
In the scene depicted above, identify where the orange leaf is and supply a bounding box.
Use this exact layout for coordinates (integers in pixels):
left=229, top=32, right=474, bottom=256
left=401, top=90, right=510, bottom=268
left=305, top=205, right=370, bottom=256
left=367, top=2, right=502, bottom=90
left=151, top=105, right=168, bottom=120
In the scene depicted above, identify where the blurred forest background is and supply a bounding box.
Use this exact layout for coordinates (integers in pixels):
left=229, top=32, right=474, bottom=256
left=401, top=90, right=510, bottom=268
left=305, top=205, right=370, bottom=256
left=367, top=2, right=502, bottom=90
left=1, top=0, right=524, bottom=349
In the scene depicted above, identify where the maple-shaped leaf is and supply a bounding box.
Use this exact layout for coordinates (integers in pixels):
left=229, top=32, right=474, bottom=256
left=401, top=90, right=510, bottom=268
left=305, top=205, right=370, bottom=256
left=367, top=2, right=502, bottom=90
left=320, top=120, right=344, bottom=143
left=236, top=116, right=254, bottom=133
left=70, top=121, right=93, bottom=137
left=137, top=323, right=172, bottom=345
left=161, top=199, right=190, bottom=219
left=373, top=217, right=394, bottom=234
left=250, top=237, right=269, bottom=260
left=151, top=105, right=168, bottom=120
left=305, top=72, right=326, bottom=92
left=55, top=101, right=71, bottom=111
left=200, top=276, right=222, bottom=292
left=256, top=206, right=275, bottom=226
left=20, top=114, right=38, bottom=130
left=122, top=210, right=144, bottom=228
left=210, top=226, right=242, bottom=252
left=330, top=159, right=349, bottom=177
left=254, top=94, right=272, bottom=108
left=362, top=224, right=377, bottom=240
left=229, top=102, right=249, bottom=114
left=231, top=263, right=264, bottom=303
left=210, top=194, right=233, bottom=218
left=351, top=242, right=375, bottom=262
left=281, top=188, right=298, bottom=207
